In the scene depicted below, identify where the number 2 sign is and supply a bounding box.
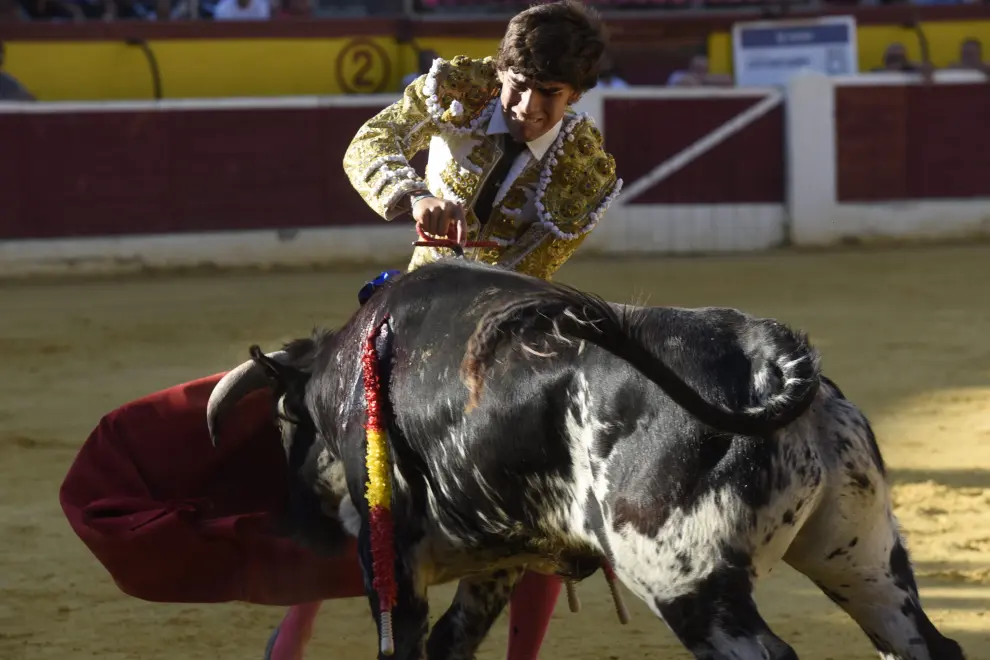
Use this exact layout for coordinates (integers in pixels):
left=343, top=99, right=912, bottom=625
left=336, top=38, right=392, bottom=94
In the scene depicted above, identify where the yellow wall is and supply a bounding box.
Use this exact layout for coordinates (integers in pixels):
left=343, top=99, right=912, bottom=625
left=708, top=20, right=990, bottom=76
left=6, top=19, right=986, bottom=101
left=3, top=36, right=501, bottom=102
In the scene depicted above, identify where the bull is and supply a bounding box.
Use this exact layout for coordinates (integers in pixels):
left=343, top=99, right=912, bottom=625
left=207, top=258, right=964, bottom=660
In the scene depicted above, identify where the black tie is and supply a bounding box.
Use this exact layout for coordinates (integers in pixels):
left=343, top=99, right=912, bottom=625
left=473, top=135, right=527, bottom=226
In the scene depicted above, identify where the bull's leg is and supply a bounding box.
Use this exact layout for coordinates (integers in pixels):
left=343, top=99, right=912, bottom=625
left=652, top=563, right=794, bottom=659
left=425, top=567, right=525, bottom=660
left=600, top=523, right=795, bottom=659
left=597, top=443, right=827, bottom=659
left=783, top=416, right=965, bottom=658
left=787, top=527, right=964, bottom=660
left=357, top=530, right=430, bottom=660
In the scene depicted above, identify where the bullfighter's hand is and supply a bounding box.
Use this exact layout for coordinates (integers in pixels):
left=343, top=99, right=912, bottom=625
left=413, top=196, right=467, bottom=246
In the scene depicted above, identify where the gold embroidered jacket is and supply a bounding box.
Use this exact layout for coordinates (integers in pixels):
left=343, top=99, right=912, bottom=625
left=342, top=55, right=623, bottom=281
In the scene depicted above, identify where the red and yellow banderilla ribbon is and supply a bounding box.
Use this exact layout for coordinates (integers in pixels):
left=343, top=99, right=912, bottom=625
left=362, top=314, right=398, bottom=656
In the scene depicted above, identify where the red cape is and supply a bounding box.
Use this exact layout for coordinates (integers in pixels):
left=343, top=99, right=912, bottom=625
left=59, top=373, right=366, bottom=606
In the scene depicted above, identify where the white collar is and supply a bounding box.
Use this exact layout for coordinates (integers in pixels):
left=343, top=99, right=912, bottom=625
left=486, top=105, right=562, bottom=161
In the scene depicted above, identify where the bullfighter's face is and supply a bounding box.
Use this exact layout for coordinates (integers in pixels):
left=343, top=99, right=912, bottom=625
left=497, top=69, right=580, bottom=144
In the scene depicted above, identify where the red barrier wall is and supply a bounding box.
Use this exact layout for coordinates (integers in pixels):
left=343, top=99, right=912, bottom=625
left=0, top=106, right=383, bottom=240
left=3, top=83, right=989, bottom=243
left=0, top=98, right=783, bottom=239
left=606, top=97, right=784, bottom=204
left=0, top=97, right=786, bottom=241
left=836, top=83, right=990, bottom=202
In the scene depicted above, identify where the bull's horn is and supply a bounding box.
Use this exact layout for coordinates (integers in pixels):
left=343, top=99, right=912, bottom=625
left=206, top=349, right=289, bottom=447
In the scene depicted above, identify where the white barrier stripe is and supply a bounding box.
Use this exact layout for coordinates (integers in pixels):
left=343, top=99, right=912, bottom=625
left=0, top=86, right=782, bottom=116
left=832, top=69, right=988, bottom=87
left=0, top=93, right=400, bottom=114
left=616, top=90, right=783, bottom=206
left=593, top=86, right=778, bottom=100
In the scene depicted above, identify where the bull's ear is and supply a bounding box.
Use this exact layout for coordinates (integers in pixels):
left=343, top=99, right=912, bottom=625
left=249, top=345, right=295, bottom=386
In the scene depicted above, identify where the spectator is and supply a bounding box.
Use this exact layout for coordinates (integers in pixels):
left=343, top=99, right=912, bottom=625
left=667, top=54, right=732, bottom=87
left=64, top=0, right=109, bottom=18
left=0, top=41, right=35, bottom=101
left=273, top=0, right=310, bottom=17
left=400, top=48, right=438, bottom=89
left=0, top=0, right=29, bottom=19
left=872, top=43, right=923, bottom=72
left=871, top=42, right=934, bottom=82
left=947, top=38, right=990, bottom=75
left=101, top=0, right=162, bottom=20
left=213, top=0, right=270, bottom=20
left=19, top=0, right=85, bottom=19
left=594, top=57, right=630, bottom=89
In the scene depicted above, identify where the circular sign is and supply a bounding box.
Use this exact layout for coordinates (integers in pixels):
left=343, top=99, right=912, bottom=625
left=336, top=38, right=392, bottom=95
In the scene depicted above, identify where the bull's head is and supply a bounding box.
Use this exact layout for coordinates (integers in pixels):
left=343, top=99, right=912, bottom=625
left=207, top=340, right=355, bottom=557
left=206, top=345, right=311, bottom=449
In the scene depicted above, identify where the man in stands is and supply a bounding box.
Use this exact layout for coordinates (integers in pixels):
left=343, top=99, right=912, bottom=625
left=873, top=43, right=925, bottom=73
left=593, top=56, right=630, bottom=90
left=948, top=38, right=990, bottom=76
left=59, top=3, right=621, bottom=659
left=0, top=0, right=29, bottom=21
left=213, top=0, right=270, bottom=20
left=0, top=42, right=35, bottom=102
left=666, top=53, right=732, bottom=87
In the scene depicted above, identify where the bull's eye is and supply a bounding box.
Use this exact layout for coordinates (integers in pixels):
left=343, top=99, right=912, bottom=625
left=276, top=395, right=302, bottom=426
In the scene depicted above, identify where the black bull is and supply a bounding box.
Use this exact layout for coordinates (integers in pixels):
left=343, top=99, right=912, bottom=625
left=207, top=259, right=964, bottom=660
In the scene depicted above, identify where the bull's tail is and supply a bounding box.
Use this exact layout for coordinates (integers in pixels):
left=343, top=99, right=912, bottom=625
left=740, top=318, right=822, bottom=430
left=461, top=284, right=820, bottom=437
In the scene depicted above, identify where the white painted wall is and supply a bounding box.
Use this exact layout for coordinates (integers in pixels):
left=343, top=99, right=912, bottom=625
left=784, top=70, right=990, bottom=247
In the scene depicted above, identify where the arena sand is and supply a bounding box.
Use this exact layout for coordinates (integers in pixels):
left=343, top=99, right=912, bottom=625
left=1, top=243, right=988, bottom=659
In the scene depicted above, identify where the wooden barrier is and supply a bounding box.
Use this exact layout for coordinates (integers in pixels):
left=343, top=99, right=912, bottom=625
left=1, top=72, right=988, bottom=275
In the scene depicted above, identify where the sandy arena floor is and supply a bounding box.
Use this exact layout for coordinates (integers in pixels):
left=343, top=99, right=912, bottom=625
left=1, top=243, right=988, bottom=659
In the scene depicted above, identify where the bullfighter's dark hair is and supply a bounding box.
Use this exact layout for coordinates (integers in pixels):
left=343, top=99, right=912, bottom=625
left=495, top=0, right=610, bottom=93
